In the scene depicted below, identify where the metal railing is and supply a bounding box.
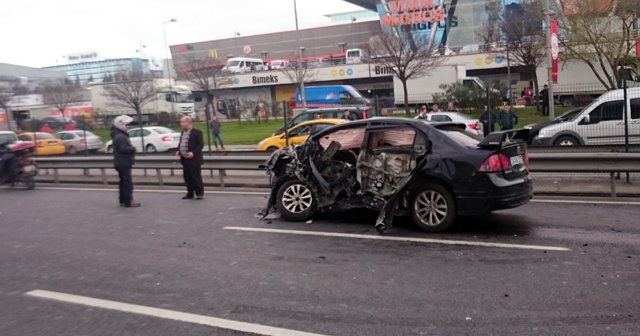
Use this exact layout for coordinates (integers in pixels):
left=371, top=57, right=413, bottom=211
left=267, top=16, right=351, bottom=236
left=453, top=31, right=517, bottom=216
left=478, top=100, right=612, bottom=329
left=34, top=152, right=640, bottom=196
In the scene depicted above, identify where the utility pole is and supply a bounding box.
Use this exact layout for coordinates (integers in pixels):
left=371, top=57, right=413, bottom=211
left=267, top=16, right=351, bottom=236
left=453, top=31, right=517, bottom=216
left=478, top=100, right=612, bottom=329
left=294, top=0, right=306, bottom=107
left=545, top=0, right=555, bottom=119
left=163, top=18, right=177, bottom=119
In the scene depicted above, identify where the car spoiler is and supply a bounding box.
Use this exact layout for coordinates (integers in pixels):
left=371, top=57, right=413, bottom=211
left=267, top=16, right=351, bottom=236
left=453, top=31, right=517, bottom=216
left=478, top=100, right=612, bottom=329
left=478, top=129, right=530, bottom=149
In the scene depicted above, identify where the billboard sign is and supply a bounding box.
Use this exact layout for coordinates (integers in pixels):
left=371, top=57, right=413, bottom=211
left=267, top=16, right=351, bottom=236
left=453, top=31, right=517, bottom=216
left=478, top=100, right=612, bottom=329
left=550, top=19, right=559, bottom=84
left=67, top=51, right=101, bottom=63
left=376, top=0, right=454, bottom=50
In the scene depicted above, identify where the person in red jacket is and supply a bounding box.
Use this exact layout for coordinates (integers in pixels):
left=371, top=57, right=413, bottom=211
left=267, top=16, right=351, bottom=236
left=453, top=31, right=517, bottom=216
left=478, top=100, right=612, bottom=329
left=39, top=124, right=53, bottom=134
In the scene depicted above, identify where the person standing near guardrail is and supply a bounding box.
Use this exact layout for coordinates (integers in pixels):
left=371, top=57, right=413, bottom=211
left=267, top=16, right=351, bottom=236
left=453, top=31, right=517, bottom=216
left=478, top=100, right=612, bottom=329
left=479, top=105, right=497, bottom=136
left=110, top=115, right=140, bottom=208
left=498, top=102, right=518, bottom=131
left=209, top=115, right=225, bottom=150
left=176, top=116, right=204, bottom=200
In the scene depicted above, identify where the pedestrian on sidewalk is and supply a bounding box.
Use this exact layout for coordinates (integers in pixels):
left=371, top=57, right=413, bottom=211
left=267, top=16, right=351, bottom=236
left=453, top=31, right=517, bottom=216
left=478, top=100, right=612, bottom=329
left=176, top=116, right=204, bottom=200
left=210, top=115, right=225, bottom=150
left=110, top=115, right=140, bottom=208
left=498, top=103, right=518, bottom=131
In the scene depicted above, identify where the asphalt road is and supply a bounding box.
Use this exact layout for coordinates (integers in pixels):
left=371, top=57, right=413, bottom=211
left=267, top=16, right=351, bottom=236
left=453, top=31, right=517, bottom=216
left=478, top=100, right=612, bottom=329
left=1, top=186, right=639, bottom=336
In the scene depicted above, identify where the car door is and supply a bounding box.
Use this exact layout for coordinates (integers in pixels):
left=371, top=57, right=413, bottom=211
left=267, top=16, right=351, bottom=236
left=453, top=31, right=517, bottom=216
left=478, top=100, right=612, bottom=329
left=630, top=98, right=640, bottom=145
left=127, top=129, right=142, bottom=151
left=581, top=100, right=624, bottom=145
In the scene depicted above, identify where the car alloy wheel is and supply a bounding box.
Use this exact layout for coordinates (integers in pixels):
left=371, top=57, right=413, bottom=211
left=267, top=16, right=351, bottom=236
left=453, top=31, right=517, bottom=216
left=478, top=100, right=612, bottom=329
left=282, top=183, right=313, bottom=214
left=146, top=144, right=157, bottom=153
left=410, top=183, right=456, bottom=232
left=415, top=190, right=448, bottom=227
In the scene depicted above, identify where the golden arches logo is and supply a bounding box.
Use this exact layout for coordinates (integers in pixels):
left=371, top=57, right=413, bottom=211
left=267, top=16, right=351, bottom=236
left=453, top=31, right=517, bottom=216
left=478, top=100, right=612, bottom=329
left=208, top=49, right=218, bottom=59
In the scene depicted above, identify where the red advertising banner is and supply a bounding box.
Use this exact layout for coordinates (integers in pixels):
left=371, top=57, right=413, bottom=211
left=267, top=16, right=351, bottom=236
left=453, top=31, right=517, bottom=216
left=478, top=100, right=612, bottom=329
left=550, top=19, right=559, bottom=84
left=636, top=38, right=640, bottom=57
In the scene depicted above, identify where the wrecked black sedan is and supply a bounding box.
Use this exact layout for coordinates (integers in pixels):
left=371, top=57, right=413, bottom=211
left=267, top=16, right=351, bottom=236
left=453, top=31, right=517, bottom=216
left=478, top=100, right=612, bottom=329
left=262, top=118, right=532, bottom=233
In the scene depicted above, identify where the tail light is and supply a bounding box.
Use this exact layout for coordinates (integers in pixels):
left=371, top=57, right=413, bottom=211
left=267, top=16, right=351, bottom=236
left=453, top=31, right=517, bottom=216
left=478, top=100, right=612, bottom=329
left=362, top=111, right=368, bottom=120
left=468, top=122, right=479, bottom=130
left=523, top=149, right=529, bottom=167
left=161, top=136, right=171, bottom=142
left=478, top=153, right=510, bottom=173
left=79, top=139, right=86, bottom=145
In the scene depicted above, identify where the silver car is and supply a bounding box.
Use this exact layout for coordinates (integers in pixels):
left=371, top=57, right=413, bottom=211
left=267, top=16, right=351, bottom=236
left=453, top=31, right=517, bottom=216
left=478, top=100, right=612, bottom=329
left=55, top=130, right=103, bottom=155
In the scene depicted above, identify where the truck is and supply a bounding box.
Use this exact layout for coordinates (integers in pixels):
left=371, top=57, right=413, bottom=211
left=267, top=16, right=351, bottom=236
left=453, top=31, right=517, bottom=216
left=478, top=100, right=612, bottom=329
left=90, top=79, right=195, bottom=120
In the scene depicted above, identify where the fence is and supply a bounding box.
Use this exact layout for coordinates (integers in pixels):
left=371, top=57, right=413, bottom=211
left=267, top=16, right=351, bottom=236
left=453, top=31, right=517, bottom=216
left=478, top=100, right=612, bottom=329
left=34, top=152, right=640, bottom=197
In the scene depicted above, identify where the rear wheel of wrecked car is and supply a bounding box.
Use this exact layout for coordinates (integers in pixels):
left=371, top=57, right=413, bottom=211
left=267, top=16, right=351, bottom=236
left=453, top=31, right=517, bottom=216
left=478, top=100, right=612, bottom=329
left=410, top=183, right=456, bottom=232
left=277, top=180, right=317, bottom=222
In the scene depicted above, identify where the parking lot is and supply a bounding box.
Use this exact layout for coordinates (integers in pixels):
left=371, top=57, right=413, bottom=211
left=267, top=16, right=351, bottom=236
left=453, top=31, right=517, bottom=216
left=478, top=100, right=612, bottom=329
left=1, top=186, right=639, bottom=335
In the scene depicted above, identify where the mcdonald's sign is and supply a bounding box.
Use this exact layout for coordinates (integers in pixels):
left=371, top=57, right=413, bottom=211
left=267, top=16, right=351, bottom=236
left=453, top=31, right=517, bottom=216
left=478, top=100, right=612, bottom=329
left=208, top=49, right=219, bottom=59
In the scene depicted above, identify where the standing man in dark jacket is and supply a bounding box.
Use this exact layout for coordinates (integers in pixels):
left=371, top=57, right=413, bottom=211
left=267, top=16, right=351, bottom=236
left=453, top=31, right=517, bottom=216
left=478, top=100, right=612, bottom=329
left=479, top=105, right=497, bottom=137
left=540, top=85, right=550, bottom=116
left=110, top=115, right=140, bottom=208
left=176, top=116, right=204, bottom=200
left=498, top=103, right=519, bottom=130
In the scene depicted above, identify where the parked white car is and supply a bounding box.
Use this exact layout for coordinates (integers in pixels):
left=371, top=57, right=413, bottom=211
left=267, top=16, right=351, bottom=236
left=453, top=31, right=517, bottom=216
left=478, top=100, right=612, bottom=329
left=0, top=131, right=18, bottom=145
left=55, top=130, right=103, bottom=154
left=534, top=87, right=640, bottom=146
left=416, top=112, right=483, bottom=136
left=105, top=126, right=181, bottom=153
left=270, top=60, right=289, bottom=70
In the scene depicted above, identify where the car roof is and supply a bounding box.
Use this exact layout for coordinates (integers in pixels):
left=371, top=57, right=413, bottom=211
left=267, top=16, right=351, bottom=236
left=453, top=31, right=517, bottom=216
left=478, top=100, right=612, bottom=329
left=294, top=119, right=344, bottom=127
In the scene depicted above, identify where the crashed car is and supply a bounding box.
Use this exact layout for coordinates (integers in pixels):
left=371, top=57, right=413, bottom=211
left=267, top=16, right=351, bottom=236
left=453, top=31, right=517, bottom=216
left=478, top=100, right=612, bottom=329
left=262, top=118, right=533, bottom=233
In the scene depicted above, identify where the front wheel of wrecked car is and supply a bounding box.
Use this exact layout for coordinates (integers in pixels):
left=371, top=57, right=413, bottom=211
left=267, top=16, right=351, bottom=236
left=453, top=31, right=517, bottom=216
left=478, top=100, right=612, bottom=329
left=410, top=183, right=456, bottom=232
left=277, top=180, right=317, bottom=222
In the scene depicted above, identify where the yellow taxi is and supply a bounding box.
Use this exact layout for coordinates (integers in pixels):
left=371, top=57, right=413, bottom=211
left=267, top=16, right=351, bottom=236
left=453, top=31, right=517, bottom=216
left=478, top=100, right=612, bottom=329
left=18, top=132, right=66, bottom=156
left=257, top=119, right=345, bottom=151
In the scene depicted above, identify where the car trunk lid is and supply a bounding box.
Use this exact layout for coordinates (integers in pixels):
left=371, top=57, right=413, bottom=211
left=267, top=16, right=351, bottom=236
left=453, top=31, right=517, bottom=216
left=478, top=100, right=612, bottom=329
left=478, top=129, right=530, bottom=180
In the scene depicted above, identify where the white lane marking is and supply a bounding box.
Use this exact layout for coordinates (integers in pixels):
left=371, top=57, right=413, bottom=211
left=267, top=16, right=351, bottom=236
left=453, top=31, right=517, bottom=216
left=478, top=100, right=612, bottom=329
left=25, top=290, right=328, bottom=336
left=531, top=199, right=640, bottom=206
left=37, top=186, right=268, bottom=196
left=224, top=227, right=570, bottom=252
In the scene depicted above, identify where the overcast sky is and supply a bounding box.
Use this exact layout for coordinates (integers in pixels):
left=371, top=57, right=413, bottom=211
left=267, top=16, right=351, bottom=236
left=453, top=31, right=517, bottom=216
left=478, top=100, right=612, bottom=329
left=0, top=0, right=365, bottom=68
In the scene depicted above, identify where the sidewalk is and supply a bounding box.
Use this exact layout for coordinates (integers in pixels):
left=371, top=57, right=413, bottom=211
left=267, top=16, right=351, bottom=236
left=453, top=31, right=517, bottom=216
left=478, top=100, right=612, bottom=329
left=35, top=173, right=640, bottom=197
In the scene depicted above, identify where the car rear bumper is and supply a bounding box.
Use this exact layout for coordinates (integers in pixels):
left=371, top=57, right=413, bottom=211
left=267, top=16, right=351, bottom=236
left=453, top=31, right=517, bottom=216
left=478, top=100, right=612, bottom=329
left=455, top=176, right=533, bottom=215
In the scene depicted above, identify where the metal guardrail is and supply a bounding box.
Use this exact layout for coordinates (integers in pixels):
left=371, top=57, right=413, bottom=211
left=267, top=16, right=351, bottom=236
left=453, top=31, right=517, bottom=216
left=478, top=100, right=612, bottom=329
left=36, top=153, right=640, bottom=196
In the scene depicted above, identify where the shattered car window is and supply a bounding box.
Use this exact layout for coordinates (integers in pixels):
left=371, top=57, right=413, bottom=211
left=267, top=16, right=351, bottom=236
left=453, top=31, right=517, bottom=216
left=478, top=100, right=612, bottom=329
left=368, top=129, right=416, bottom=148
left=319, top=127, right=366, bottom=150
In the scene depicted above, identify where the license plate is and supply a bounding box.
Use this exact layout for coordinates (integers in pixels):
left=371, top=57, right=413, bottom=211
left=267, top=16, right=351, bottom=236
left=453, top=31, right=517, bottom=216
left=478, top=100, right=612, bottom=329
left=510, top=155, right=524, bottom=166
left=48, top=141, right=57, bottom=145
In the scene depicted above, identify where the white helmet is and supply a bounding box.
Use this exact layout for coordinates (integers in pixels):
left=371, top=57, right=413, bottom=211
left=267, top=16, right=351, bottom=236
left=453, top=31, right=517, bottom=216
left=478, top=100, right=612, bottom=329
left=113, top=115, right=133, bottom=131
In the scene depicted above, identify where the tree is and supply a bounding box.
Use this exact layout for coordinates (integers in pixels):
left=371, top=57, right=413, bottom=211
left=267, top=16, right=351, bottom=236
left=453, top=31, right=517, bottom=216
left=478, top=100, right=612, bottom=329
left=43, top=80, right=84, bottom=121
left=176, top=58, right=220, bottom=118
left=369, top=29, right=443, bottom=116
left=176, top=57, right=225, bottom=155
left=479, top=1, right=546, bottom=109
left=281, top=57, right=317, bottom=109
left=102, top=71, right=157, bottom=152
left=561, top=0, right=640, bottom=90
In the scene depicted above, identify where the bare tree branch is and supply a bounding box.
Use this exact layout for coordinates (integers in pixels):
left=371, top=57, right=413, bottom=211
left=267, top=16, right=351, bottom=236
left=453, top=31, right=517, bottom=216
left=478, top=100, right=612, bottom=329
left=101, top=71, right=157, bottom=115
left=369, top=29, right=444, bottom=116
left=175, top=57, right=222, bottom=117
left=561, top=0, right=639, bottom=89
left=43, top=79, right=84, bottom=120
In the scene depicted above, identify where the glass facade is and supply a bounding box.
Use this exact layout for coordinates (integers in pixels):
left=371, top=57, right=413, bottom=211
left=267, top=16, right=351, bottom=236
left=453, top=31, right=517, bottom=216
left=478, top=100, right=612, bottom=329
left=43, top=58, right=150, bottom=84
left=376, top=0, right=524, bottom=51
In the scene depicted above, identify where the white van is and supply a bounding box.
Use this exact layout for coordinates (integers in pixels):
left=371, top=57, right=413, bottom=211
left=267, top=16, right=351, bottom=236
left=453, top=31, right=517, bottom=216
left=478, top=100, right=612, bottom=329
left=222, top=57, right=266, bottom=73
left=270, top=60, right=289, bottom=70
left=533, top=87, right=640, bottom=146
left=346, top=48, right=364, bottom=64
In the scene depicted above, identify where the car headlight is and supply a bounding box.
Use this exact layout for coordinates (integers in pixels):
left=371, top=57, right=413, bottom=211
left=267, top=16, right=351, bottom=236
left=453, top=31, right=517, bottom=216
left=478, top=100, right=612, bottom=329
left=258, top=140, right=266, bottom=146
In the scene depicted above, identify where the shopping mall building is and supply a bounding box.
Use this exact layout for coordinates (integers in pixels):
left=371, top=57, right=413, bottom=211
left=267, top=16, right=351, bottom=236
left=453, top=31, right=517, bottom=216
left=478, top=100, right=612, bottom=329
left=169, top=0, right=604, bottom=117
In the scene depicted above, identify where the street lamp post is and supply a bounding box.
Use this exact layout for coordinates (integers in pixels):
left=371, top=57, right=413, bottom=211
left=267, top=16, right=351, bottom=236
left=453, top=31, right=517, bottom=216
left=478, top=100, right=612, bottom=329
left=163, top=18, right=177, bottom=121
left=544, top=0, right=555, bottom=119
left=293, top=0, right=306, bottom=107
left=350, top=17, right=357, bottom=48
